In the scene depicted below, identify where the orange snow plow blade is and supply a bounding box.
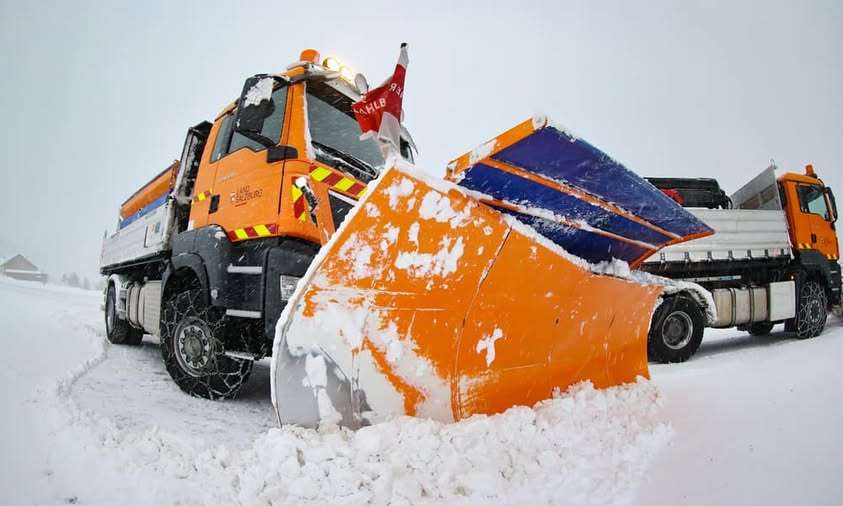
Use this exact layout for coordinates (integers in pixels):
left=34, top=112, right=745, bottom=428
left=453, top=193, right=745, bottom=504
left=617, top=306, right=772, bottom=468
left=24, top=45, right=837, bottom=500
left=271, top=166, right=664, bottom=428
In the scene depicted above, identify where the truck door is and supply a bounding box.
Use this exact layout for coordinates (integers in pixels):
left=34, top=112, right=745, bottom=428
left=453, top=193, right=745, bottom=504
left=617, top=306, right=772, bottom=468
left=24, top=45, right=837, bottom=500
left=795, top=183, right=839, bottom=259
left=210, top=83, right=290, bottom=237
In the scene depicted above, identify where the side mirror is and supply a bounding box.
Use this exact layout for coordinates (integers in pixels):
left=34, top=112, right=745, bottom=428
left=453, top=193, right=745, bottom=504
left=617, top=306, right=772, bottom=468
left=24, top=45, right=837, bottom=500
left=826, top=186, right=837, bottom=222
left=267, top=145, right=299, bottom=163
left=233, top=74, right=278, bottom=148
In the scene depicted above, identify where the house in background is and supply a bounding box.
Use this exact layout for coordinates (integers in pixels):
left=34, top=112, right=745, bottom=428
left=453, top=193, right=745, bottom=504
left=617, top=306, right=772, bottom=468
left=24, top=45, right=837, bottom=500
left=0, top=254, right=48, bottom=283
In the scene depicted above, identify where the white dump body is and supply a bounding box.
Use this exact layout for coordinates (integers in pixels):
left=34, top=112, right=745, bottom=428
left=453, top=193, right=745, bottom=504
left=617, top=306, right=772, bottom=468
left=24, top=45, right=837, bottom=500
left=640, top=166, right=800, bottom=327
left=643, top=166, right=793, bottom=265
left=642, top=207, right=792, bottom=264
left=101, top=130, right=203, bottom=272
left=100, top=198, right=175, bottom=269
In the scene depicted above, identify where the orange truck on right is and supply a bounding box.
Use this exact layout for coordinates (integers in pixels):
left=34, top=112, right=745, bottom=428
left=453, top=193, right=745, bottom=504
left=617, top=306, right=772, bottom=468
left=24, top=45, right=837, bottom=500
left=640, top=165, right=840, bottom=362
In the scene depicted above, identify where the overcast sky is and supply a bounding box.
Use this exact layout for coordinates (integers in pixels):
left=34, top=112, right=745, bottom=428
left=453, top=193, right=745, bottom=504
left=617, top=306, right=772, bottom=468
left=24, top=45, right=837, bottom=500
left=1, top=0, right=841, bottom=281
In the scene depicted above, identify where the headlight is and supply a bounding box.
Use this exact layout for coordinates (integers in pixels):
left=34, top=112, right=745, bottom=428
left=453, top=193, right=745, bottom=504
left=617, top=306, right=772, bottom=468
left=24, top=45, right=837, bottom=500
left=323, top=57, right=341, bottom=72
left=339, top=66, right=355, bottom=82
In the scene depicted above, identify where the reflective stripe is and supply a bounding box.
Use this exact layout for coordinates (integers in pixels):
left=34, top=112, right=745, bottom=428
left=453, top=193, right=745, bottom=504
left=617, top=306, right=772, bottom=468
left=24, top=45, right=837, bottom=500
left=194, top=189, right=212, bottom=203
left=310, top=166, right=333, bottom=182
left=335, top=177, right=355, bottom=192
left=308, top=166, right=367, bottom=198
left=292, top=186, right=307, bottom=222
left=226, top=223, right=278, bottom=242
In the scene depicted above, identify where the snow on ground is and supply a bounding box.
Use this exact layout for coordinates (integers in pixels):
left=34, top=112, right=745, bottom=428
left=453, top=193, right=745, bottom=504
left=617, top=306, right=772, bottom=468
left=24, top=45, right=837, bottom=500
left=637, top=321, right=843, bottom=505
left=0, top=277, right=671, bottom=505
left=1, top=276, right=841, bottom=505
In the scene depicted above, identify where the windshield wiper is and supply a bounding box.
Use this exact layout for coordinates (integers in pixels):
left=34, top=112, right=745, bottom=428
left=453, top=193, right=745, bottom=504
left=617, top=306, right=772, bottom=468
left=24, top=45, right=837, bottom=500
left=312, top=141, right=380, bottom=183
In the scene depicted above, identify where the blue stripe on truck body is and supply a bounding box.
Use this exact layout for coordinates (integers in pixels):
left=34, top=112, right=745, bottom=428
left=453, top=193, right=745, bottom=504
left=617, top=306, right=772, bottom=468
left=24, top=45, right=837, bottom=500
left=118, top=193, right=168, bottom=230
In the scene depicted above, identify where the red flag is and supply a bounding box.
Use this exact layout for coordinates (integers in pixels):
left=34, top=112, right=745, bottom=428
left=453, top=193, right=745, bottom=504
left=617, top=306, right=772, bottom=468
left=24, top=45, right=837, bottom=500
left=352, top=43, right=408, bottom=155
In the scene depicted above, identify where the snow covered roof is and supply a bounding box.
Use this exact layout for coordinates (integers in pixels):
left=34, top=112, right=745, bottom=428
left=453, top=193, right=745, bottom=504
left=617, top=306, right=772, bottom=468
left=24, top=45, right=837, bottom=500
left=0, top=254, right=41, bottom=273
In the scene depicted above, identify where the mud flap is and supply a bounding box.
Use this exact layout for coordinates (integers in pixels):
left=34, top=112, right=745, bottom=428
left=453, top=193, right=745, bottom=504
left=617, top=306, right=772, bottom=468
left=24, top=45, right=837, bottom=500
left=271, top=166, right=665, bottom=428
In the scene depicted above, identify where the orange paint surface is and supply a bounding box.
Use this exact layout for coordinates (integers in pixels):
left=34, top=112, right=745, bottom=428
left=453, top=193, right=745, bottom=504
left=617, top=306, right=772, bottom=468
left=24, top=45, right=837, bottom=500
left=286, top=166, right=663, bottom=422
left=778, top=170, right=839, bottom=260
left=186, top=80, right=365, bottom=246
left=119, top=160, right=178, bottom=220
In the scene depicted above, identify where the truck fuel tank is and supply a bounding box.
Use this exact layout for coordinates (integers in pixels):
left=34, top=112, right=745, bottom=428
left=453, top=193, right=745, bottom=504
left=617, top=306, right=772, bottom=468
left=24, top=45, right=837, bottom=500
left=711, top=281, right=795, bottom=327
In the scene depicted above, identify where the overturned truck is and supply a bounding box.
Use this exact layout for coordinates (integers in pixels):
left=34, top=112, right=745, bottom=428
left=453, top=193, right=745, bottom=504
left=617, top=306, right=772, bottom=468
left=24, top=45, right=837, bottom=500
left=101, top=48, right=725, bottom=428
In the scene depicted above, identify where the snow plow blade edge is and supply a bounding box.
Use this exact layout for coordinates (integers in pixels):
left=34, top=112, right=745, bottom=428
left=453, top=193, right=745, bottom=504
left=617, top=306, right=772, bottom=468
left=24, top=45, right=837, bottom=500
left=446, top=116, right=714, bottom=267
left=271, top=166, right=664, bottom=428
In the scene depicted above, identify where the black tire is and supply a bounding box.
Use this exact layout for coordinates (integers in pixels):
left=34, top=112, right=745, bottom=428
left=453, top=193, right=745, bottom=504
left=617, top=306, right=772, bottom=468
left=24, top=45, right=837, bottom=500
left=793, top=280, right=828, bottom=339
left=747, top=322, right=775, bottom=336
left=160, top=288, right=253, bottom=399
left=648, top=295, right=706, bottom=363
left=105, top=284, right=143, bottom=345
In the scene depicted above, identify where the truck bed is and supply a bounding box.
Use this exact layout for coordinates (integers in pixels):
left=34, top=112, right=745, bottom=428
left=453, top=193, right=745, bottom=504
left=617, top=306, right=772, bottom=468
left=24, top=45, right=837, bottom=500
left=101, top=163, right=180, bottom=271
left=642, top=208, right=792, bottom=264
left=101, top=199, right=173, bottom=270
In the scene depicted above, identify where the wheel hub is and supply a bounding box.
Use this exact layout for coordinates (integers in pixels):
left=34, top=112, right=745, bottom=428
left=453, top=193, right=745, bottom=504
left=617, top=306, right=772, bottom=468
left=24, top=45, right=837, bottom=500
left=662, top=311, right=693, bottom=350
left=176, top=320, right=213, bottom=377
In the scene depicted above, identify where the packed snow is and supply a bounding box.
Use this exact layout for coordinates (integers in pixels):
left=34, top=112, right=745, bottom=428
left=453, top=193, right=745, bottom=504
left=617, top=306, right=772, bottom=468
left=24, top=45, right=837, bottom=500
left=468, top=139, right=496, bottom=165
left=2, top=277, right=671, bottom=505
left=475, top=327, right=505, bottom=367
left=2, top=276, right=842, bottom=505
left=243, top=76, right=274, bottom=107
left=394, top=236, right=465, bottom=278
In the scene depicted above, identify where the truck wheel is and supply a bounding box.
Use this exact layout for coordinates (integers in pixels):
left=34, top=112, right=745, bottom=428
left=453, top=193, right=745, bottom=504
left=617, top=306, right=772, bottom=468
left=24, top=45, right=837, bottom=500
left=648, top=295, right=705, bottom=363
left=747, top=322, right=774, bottom=336
left=160, top=288, right=253, bottom=399
left=794, top=280, right=827, bottom=339
left=105, top=284, right=143, bottom=345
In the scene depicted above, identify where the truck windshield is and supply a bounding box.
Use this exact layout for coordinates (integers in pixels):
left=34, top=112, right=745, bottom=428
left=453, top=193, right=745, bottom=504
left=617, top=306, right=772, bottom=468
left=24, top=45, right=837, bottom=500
left=307, top=83, right=384, bottom=177
left=307, top=82, right=415, bottom=182
left=797, top=184, right=831, bottom=220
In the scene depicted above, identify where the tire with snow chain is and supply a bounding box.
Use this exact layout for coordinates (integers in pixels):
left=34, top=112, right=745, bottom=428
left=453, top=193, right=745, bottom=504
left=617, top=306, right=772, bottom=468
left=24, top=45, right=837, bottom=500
left=105, top=284, right=143, bottom=345
left=160, top=288, right=253, bottom=399
left=647, top=295, right=705, bottom=363
left=793, top=280, right=827, bottom=339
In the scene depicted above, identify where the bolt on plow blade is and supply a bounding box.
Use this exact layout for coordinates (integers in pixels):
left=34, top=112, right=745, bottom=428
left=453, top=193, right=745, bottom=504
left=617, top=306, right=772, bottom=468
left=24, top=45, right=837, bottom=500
left=271, top=166, right=665, bottom=429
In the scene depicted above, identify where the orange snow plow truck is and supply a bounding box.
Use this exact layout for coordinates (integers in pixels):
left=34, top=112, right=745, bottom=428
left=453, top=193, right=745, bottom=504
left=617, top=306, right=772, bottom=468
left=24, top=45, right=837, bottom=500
left=101, top=49, right=712, bottom=429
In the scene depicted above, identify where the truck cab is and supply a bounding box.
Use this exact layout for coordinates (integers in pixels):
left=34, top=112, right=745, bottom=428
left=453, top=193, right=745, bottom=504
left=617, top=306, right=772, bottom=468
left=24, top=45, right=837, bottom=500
left=101, top=49, right=416, bottom=399
left=187, top=51, right=414, bottom=245
left=778, top=166, right=839, bottom=264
